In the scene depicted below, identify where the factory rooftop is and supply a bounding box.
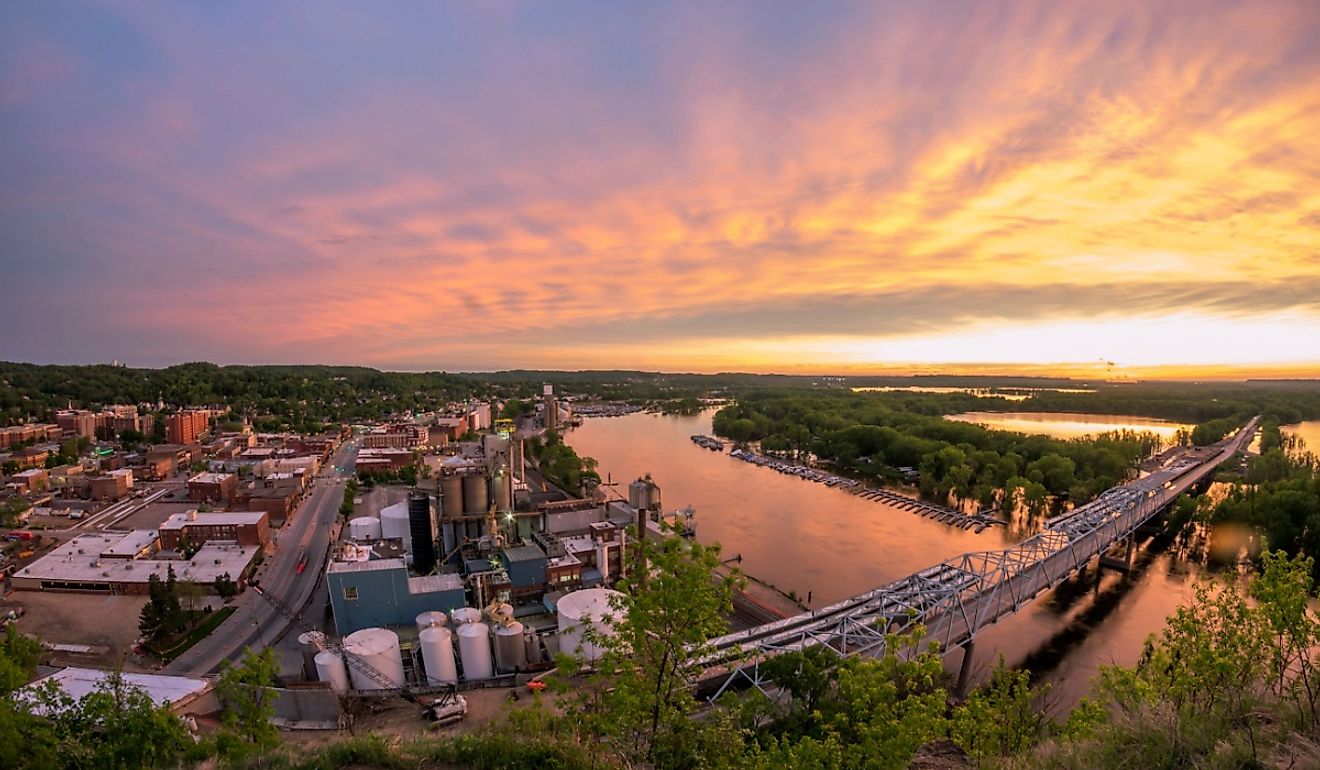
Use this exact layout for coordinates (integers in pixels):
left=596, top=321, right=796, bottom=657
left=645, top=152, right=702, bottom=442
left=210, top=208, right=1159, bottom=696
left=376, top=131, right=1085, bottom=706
left=407, top=572, right=464, bottom=594
left=503, top=543, right=547, bottom=563
left=327, top=557, right=406, bottom=574
left=99, top=529, right=159, bottom=559
left=159, top=510, right=267, bottom=529
left=11, top=532, right=258, bottom=591
left=20, top=667, right=213, bottom=715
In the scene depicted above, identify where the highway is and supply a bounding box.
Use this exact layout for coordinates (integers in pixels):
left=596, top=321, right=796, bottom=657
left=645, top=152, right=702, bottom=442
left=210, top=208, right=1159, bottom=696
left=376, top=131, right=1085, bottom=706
left=167, top=441, right=356, bottom=675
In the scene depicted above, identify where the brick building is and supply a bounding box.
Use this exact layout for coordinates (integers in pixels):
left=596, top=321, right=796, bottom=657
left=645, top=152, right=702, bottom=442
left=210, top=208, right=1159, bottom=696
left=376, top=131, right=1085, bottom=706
left=358, top=424, right=427, bottom=449
left=187, top=471, right=238, bottom=503
left=166, top=411, right=209, bottom=445
left=159, top=510, right=270, bottom=550
left=144, top=445, right=191, bottom=477
left=89, top=469, right=134, bottom=501
left=0, top=424, right=61, bottom=449
left=234, top=484, right=298, bottom=525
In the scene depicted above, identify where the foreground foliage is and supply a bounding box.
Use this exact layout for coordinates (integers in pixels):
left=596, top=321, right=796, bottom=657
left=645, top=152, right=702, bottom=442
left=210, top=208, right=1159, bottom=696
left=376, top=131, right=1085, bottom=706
left=4, top=539, right=1319, bottom=769
left=270, top=549, right=1320, bottom=770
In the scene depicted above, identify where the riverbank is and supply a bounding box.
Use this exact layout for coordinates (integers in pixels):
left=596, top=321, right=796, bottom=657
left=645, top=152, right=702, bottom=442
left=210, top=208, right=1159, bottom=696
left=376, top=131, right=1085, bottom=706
left=565, top=407, right=1226, bottom=710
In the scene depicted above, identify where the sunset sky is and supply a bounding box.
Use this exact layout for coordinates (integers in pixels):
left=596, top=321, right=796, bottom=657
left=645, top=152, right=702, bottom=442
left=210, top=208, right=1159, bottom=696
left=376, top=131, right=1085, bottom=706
left=2, top=1, right=1317, bottom=377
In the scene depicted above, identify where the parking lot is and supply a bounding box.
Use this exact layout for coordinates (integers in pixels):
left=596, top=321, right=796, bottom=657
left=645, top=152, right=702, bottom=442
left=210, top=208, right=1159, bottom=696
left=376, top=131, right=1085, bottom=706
left=2, top=591, right=154, bottom=671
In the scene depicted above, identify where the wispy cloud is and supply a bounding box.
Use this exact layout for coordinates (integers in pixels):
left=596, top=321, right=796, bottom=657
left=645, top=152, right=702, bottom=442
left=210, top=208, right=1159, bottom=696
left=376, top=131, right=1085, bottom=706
left=0, top=0, right=1317, bottom=374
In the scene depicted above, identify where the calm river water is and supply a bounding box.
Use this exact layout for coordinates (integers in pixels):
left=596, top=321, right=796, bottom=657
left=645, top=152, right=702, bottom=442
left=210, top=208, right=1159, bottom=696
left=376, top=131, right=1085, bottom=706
left=568, top=408, right=1216, bottom=710
left=1283, top=421, right=1320, bottom=453
left=946, top=411, right=1190, bottom=443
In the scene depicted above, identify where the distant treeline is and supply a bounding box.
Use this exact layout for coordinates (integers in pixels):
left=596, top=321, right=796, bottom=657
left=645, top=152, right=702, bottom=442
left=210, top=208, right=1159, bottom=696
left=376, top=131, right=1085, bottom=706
left=5, top=361, right=1319, bottom=434
left=0, top=361, right=483, bottom=432
left=712, top=391, right=1173, bottom=512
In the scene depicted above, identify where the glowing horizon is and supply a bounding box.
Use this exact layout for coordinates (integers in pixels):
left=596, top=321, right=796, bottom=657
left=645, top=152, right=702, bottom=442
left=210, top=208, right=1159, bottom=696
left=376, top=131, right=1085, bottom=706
left=2, top=1, right=1318, bottom=377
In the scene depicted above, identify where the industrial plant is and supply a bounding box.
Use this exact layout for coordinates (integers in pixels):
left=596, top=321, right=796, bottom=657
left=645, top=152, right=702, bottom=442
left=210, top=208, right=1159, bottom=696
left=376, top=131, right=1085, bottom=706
left=300, top=387, right=682, bottom=704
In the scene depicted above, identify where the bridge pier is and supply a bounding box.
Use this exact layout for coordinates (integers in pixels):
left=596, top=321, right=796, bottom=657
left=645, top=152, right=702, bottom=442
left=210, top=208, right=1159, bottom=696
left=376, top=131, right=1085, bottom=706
left=1098, top=534, right=1135, bottom=574
left=955, top=641, right=976, bottom=695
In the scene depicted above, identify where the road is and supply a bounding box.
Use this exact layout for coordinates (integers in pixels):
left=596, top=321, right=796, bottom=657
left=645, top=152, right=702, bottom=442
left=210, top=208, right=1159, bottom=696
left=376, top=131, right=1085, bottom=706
left=166, top=441, right=356, bottom=674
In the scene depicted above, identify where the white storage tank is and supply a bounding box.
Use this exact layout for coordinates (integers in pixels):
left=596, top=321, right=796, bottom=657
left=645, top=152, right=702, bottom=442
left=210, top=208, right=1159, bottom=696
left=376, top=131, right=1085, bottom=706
left=457, top=622, right=494, bottom=680
left=524, top=628, right=544, bottom=665
left=556, top=588, right=625, bottom=662
left=298, top=631, right=323, bottom=680
left=348, top=516, right=382, bottom=541
left=379, top=501, right=412, bottom=552
left=494, top=621, right=527, bottom=673
left=314, top=650, right=350, bottom=695
left=450, top=606, right=482, bottom=626
left=419, top=625, right=459, bottom=685
left=415, top=611, right=448, bottom=632
left=342, top=627, right=406, bottom=691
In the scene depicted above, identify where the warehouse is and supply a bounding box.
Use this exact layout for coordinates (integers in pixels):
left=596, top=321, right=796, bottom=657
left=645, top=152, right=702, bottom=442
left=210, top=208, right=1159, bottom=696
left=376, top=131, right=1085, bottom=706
left=10, top=532, right=258, bottom=594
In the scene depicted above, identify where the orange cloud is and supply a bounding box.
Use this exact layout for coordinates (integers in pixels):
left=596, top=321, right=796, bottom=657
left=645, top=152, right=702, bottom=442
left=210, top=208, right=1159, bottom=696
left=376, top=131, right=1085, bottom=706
left=1, top=1, right=1317, bottom=374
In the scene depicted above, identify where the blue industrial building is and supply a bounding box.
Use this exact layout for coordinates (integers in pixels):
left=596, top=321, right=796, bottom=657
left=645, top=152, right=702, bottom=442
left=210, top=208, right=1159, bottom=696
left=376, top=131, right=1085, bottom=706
left=501, top=544, right=547, bottom=589
left=326, top=558, right=466, bottom=635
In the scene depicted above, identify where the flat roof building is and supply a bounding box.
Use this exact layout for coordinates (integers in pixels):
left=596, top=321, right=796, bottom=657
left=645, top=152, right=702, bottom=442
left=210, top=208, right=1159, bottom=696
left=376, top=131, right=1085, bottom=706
left=187, top=471, right=238, bottom=504
left=11, top=533, right=258, bottom=594
left=20, top=667, right=218, bottom=716
left=99, top=529, right=159, bottom=559
left=159, top=510, right=269, bottom=550
left=326, top=558, right=465, bottom=635
left=89, top=469, right=133, bottom=501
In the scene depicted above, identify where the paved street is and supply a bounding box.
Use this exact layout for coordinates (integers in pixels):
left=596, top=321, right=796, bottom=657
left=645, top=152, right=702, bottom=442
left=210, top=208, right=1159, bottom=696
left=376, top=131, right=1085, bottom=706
left=166, top=442, right=356, bottom=674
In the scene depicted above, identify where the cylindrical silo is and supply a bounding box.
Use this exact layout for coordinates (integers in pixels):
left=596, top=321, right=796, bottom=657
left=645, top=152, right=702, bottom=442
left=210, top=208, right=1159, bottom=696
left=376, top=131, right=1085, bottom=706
left=416, top=611, right=448, bottom=632
left=485, top=602, right=514, bottom=625
left=419, top=625, right=458, bottom=685
left=457, top=622, right=493, bottom=680
left=380, top=501, right=412, bottom=552
left=523, top=628, right=543, bottom=665
left=450, top=606, right=482, bottom=626
left=342, top=627, right=405, bottom=691
left=348, top=516, right=382, bottom=541
left=440, top=475, right=463, bottom=515
left=492, top=466, right=512, bottom=512
left=408, top=492, right=437, bottom=574
left=494, top=621, right=527, bottom=673
left=298, top=631, right=323, bottom=680
left=556, top=588, right=625, bottom=663
left=462, top=474, right=488, bottom=516
left=314, top=650, right=350, bottom=695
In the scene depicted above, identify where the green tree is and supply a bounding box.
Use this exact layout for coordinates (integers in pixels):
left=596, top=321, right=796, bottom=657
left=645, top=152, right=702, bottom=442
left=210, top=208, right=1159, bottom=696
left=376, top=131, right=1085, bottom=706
left=35, top=670, right=197, bottom=769
left=562, top=524, right=740, bottom=768
left=213, top=573, right=238, bottom=599
left=0, top=497, right=32, bottom=527
left=950, top=659, right=1048, bottom=759
left=216, top=647, right=281, bottom=752
left=118, top=428, right=144, bottom=449
left=1250, top=550, right=1320, bottom=728
left=0, top=626, right=43, bottom=694
left=138, top=574, right=166, bottom=639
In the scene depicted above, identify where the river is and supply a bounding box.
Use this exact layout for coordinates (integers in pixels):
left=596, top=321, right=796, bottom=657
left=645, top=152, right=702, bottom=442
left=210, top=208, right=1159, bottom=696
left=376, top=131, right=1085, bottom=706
left=1283, top=421, right=1320, bottom=453
left=945, top=411, right=1190, bottom=443
left=567, top=408, right=1215, bottom=710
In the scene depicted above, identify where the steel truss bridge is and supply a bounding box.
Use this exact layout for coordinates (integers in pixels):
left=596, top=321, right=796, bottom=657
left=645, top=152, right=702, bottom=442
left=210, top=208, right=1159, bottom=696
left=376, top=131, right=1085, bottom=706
left=694, top=418, right=1260, bottom=699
